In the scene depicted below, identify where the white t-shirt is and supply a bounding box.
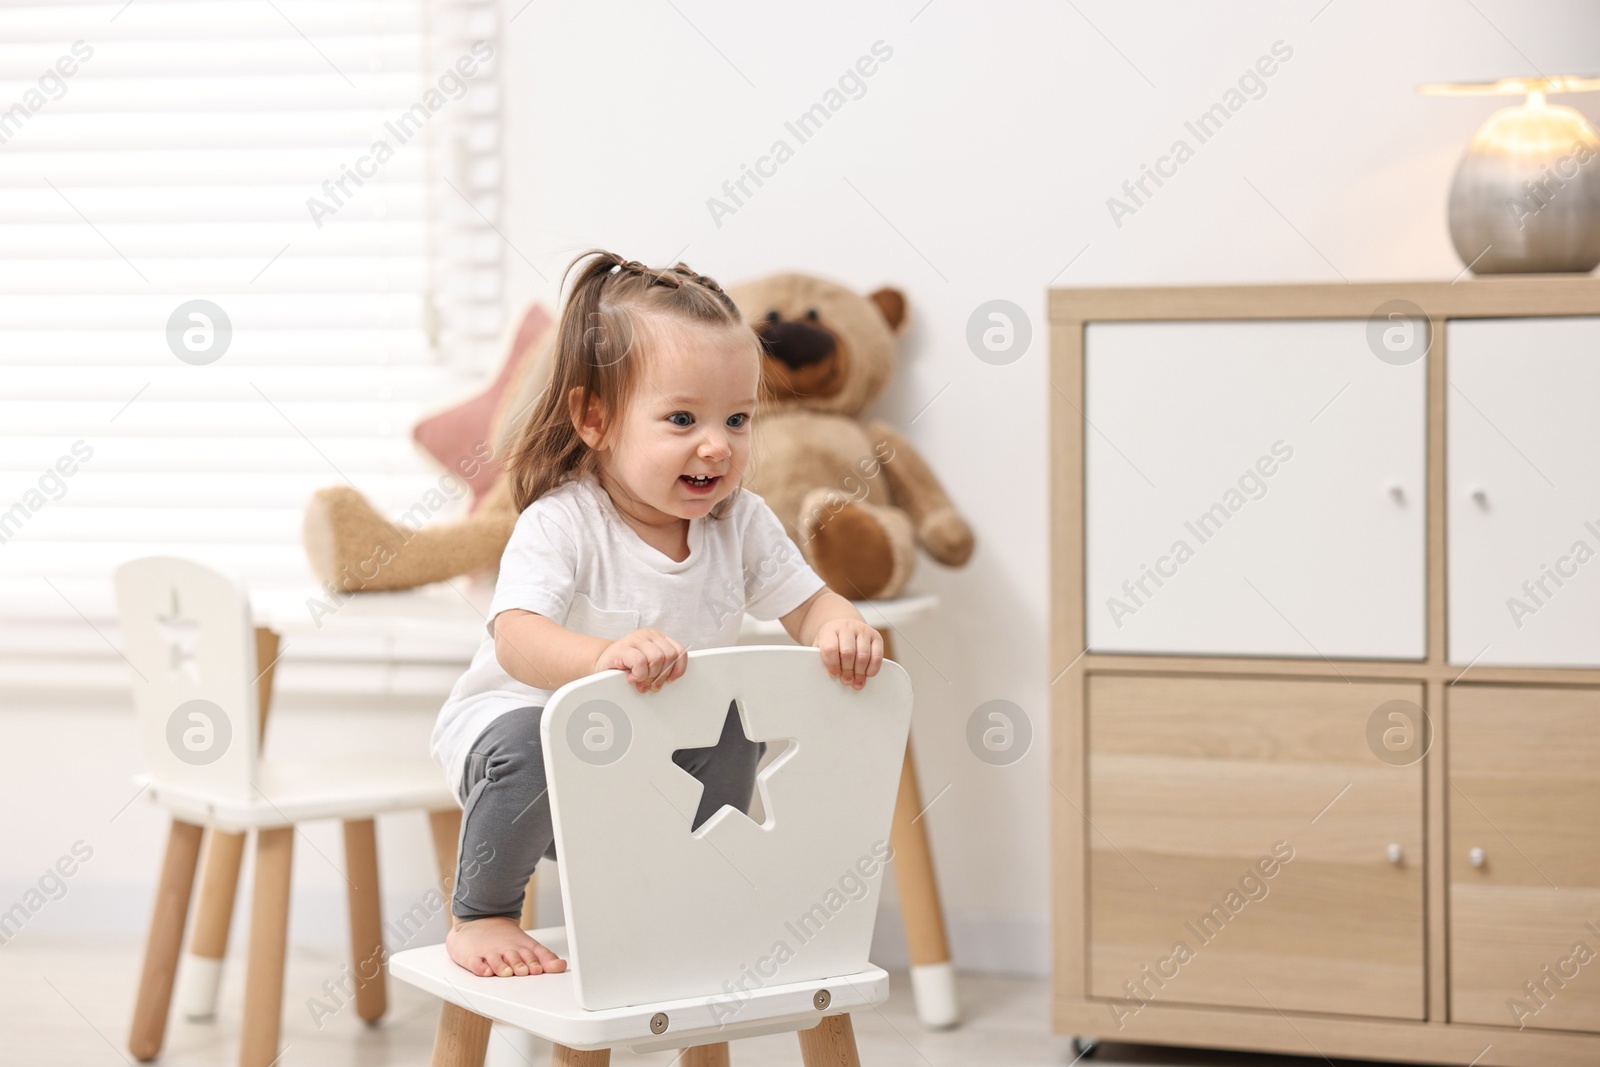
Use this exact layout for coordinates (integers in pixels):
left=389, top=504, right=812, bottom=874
left=429, top=474, right=827, bottom=796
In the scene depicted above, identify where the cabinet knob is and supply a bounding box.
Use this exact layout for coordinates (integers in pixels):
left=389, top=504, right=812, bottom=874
left=1386, top=843, right=1403, bottom=864
left=1469, top=847, right=1486, bottom=869
left=1387, top=483, right=1406, bottom=505
left=1471, top=488, right=1488, bottom=509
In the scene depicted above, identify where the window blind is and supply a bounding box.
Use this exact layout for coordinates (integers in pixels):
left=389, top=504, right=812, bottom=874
left=0, top=0, right=503, bottom=698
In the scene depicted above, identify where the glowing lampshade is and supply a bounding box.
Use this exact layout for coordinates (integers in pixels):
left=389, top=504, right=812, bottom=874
left=1419, top=75, right=1600, bottom=274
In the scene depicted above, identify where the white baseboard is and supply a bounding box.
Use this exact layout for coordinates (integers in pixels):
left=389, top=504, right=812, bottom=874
left=1, top=876, right=1050, bottom=979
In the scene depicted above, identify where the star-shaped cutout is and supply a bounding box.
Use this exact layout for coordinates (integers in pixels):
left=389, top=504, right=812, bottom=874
left=154, top=587, right=202, bottom=684
left=670, top=699, right=792, bottom=833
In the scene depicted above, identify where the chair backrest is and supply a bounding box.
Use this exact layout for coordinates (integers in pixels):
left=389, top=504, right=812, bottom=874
left=541, top=644, right=913, bottom=1012
left=113, top=556, right=260, bottom=803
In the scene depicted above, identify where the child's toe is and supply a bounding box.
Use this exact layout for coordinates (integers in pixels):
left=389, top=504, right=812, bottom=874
left=531, top=944, right=566, bottom=972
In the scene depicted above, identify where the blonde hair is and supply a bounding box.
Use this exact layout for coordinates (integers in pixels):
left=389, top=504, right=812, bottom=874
left=505, top=249, right=765, bottom=519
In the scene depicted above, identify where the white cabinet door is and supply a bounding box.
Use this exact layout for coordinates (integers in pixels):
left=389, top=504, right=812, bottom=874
left=1448, top=318, right=1600, bottom=667
left=1085, top=320, right=1426, bottom=659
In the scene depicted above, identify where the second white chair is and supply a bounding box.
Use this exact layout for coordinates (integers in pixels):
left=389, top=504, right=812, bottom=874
left=115, top=556, right=460, bottom=1067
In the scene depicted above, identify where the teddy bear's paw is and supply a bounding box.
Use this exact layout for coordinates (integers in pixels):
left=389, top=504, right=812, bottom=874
left=919, top=507, right=975, bottom=567
left=301, top=486, right=406, bottom=593
left=798, top=489, right=915, bottom=600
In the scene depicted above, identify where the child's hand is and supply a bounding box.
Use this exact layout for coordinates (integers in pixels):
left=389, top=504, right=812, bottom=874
left=814, top=619, right=883, bottom=690
left=594, top=629, right=686, bottom=693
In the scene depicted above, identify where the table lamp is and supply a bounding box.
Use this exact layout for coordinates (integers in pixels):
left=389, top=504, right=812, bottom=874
left=1419, top=74, right=1600, bottom=274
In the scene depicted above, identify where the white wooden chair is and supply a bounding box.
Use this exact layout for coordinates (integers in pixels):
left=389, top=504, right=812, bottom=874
left=114, top=556, right=460, bottom=1067
left=389, top=644, right=914, bottom=1066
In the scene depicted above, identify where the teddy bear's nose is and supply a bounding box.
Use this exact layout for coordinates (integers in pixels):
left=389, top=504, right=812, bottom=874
left=756, top=317, right=835, bottom=370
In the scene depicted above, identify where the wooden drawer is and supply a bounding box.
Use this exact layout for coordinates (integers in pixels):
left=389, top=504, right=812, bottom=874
left=1086, top=674, right=1425, bottom=1020
left=1448, top=318, right=1600, bottom=667
left=1449, top=685, right=1600, bottom=1031
left=1084, top=320, right=1426, bottom=660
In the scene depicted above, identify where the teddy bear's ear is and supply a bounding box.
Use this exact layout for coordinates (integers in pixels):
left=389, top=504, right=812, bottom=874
left=868, top=287, right=909, bottom=336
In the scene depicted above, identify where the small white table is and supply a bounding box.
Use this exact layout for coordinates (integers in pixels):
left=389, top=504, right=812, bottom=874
left=250, top=579, right=939, bottom=643
left=208, top=583, right=959, bottom=1030
left=250, top=578, right=497, bottom=639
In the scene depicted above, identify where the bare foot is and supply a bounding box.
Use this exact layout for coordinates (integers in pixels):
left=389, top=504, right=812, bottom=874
left=446, top=915, right=568, bottom=978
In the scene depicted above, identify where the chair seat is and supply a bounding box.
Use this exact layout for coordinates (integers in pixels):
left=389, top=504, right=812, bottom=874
left=388, top=925, right=890, bottom=1054
left=136, top=755, right=458, bottom=831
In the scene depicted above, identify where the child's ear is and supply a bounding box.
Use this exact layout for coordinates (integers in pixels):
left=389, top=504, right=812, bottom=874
left=568, top=386, right=608, bottom=450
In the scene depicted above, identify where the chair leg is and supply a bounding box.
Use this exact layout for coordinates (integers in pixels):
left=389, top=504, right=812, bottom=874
left=431, top=1001, right=491, bottom=1067
left=797, top=1013, right=861, bottom=1067
left=342, top=817, right=387, bottom=1024
left=428, top=808, right=462, bottom=899
left=179, top=626, right=281, bottom=1021
left=551, top=1045, right=609, bottom=1066
left=128, top=818, right=204, bottom=1061
left=889, top=731, right=960, bottom=1028
left=240, top=827, right=294, bottom=1067
left=683, top=1042, right=730, bottom=1066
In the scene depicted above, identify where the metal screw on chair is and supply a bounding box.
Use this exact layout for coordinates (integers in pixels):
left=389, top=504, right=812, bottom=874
left=650, top=1012, right=669, bottom=1034
left=813, top=989, right=831, bottom=1010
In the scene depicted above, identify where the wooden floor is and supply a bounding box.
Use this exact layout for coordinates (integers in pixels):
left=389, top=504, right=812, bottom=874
left=5, top=934, right=1400, bottom=1066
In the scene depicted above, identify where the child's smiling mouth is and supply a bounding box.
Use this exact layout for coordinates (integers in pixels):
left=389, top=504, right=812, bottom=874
left=679, top=474, right=720, bottom=494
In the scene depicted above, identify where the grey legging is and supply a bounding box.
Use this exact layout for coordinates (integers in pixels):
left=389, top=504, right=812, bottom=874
left=451, top=700, right=766, bottom=921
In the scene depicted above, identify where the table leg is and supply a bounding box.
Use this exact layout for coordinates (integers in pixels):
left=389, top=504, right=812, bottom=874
left=428, top=807, right=462, bottom=900
left=179, top=826, right=244, bottom=1019
left=179, top=626, right=281, bottom=1020
left=519, top=870, right=538, bottom=930
left=343, top=817, right=387, bottom=1023
left=882, top=633, right=960, bottom=1029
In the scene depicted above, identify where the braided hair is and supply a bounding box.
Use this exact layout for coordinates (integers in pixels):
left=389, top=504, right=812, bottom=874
left=505, top=249, right=764, bottom=516
left=605, top=254, right=737, bottom=306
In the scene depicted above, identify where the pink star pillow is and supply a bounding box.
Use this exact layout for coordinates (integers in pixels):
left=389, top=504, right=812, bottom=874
left=411, top=303, right=554, bottom=513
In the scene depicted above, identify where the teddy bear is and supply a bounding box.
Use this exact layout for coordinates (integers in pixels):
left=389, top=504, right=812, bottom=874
left=299, top=272, right=974, bottom=600
left=726, top=272, right=974, bottom=599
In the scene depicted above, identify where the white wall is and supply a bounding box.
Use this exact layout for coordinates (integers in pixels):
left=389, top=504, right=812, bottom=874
left=9, top=0, right=1600, bottom=981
